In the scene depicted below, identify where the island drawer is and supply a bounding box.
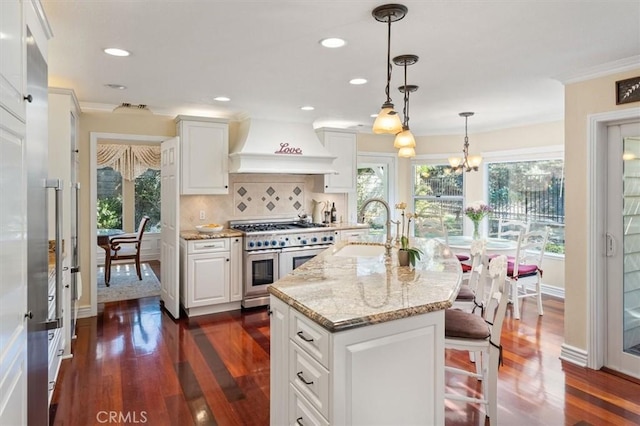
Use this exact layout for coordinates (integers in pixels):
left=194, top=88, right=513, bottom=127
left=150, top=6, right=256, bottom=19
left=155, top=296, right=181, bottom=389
left=289, top=342, right=329, bottom=419
left=289, top=384, right=329, bottom=426
left=289, top=309, right=330, bottom=368
left=187, top=239, right=229, bottom=254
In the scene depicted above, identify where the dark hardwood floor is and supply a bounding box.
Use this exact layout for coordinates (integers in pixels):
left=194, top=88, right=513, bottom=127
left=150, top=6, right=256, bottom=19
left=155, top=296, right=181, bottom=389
left=50, top=261, right=640, bottom=425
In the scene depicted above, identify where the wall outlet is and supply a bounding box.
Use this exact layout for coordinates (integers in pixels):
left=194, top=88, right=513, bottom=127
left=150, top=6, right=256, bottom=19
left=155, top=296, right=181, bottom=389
left=199, top=210, right=205, bottom=220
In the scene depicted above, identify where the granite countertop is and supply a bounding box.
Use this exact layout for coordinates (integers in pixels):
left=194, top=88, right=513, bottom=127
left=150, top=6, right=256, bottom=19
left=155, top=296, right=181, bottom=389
left=268, top=238, right=462, bottom=333
left=181, top=229, right=243, bottom=240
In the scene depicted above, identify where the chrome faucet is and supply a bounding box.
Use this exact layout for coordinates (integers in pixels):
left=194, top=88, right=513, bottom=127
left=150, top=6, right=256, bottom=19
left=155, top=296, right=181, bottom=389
left=358, top=198, right=393, bottom=257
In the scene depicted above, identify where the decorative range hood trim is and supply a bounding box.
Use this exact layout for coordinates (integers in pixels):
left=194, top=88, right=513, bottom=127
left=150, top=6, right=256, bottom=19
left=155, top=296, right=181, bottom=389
left=228, top=118, right=338, bottom=175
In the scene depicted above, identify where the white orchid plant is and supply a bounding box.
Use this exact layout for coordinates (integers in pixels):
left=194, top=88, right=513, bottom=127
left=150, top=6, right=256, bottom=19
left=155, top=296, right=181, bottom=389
left=395, top=202, right=422, bottom=266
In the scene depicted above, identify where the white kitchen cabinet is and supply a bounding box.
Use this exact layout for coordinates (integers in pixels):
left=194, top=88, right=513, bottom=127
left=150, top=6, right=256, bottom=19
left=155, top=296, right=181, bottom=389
left=315, top=128, right=357, bottom=193
left=176, top=115, right=229, bottom=195
left=230, top=237, right=243, bottom=302
left=179, top=237, right=242, bottom=316
left=48, top=88, right=80, bottom=359
left=271, top=294, right=444, bottom=425
left=336, top=227, right=369, bottom=242
left=47, top=269, right=64, bottom=405
left=0, top=0, right=24, bottom=120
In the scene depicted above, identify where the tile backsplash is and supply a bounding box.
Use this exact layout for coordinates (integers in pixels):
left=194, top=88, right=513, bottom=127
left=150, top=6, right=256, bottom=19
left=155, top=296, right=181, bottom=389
left=180, top=173, right=347, bottom=230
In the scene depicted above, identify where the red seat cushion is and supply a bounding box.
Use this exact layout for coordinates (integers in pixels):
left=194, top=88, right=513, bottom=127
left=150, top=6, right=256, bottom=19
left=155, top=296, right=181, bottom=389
left=456, top=254, right=470, bottom=262
left=461, top=263, right=472, bottom=272
left=507, top=262, right=538, bottom=278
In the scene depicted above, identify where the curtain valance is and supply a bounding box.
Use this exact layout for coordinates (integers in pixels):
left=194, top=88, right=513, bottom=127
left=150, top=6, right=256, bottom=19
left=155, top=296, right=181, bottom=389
left=97, top=144, right=161, bottom=181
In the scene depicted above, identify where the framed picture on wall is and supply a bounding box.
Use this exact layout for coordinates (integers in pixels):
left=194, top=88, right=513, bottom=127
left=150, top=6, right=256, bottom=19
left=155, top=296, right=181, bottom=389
left=616, top=76, right=640, bottom=105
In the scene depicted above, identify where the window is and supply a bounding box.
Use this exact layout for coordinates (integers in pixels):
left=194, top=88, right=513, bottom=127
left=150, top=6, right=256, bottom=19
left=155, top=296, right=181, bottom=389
left=97, top=167, right=160, bottom=233
left=412, top=164, right=464, bottom=236
left=356, top=154, right=396, bottom=240
left=487, top=159, right=565, bottom=253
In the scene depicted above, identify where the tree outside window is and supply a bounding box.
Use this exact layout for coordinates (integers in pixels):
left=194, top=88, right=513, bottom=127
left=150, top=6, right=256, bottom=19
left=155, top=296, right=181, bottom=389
left=413, top=164, right=464, bottom=236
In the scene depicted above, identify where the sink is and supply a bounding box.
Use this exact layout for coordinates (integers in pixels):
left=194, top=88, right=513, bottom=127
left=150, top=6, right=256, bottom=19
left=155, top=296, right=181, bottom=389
left=334, top=244, right=385, bottom=257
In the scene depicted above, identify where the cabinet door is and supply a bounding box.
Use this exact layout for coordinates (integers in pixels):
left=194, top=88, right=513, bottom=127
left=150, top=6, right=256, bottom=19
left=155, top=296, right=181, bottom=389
left=0, top=0, right=24, bottom=120
left=229, top=237, right=243, bottom=302
left=316, top=130, right=356, bottom=193
left=340, top=229, right=369, bottom=242
left=178, top=119, right=229, bottom=195
left=269, top=296, right=289, bottom=426
left=187, top=252, right=230, bottom=307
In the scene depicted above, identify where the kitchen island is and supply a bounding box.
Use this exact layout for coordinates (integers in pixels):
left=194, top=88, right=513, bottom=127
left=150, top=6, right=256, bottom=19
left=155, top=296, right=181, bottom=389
left=268, top=238, right=461, bottom=426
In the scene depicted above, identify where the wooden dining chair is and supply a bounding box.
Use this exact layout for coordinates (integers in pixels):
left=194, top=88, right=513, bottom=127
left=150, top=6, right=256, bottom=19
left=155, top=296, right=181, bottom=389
left=444, top=254, right=509, bottom=424
left=104, top=216, right=149, bottom=286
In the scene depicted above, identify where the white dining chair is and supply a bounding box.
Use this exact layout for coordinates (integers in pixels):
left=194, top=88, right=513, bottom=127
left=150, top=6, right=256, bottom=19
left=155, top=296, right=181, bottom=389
left=453, top=239, right=487, bottom=313
left=507, top=227, right=549, bottom=319
left=497, top=218, right=529, bottom=241
left=444, top=254, right=509, bottom=423
left=415, top=215, right=470, bottom=262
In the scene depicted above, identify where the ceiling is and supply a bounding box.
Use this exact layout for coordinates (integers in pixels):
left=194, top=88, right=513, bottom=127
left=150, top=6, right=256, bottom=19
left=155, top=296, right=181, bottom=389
left=42, top=0, right=640, bottom=136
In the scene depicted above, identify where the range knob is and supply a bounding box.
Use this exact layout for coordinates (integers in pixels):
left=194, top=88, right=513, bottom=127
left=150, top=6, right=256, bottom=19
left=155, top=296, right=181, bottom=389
left=329, top=235, right=334, bottom=241
left=322, top=236, right=328, bottom=242
left=311, top=237, right=318, bottom=243
left=271, top=240, right=278, bottom=246
left=279, top=241, right=286, bottom=247
left=256, top=241, right=263, bottom=247
left=248, top=241, right=256, bottom=248
left=301, top=239, right=308, bottom=245
left=264, top=240, right=270, bottom=247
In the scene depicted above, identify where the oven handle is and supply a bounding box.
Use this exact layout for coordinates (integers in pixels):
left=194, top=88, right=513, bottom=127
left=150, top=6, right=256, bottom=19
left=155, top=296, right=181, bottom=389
left=246, top=248, right=282, bottom=255
left=280, top=245, right=332, bottom=253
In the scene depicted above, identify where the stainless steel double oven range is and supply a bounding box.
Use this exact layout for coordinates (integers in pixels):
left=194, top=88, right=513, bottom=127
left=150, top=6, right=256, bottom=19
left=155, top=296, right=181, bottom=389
left=230, top=218, right=335, bottom=308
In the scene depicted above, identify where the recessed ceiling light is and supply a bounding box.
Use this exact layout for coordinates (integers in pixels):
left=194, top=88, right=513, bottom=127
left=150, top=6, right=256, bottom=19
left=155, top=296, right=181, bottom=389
left=349, top=78, right=368, bottom=85
left=320, top=38, right=346, bottom=48
left=103, top=48, right=130, bottom=57
left=213, top=96, right=230, bottom=102
left=301, top=106, right=315, bottom=111
left=105, top=84, right=127, bottom=90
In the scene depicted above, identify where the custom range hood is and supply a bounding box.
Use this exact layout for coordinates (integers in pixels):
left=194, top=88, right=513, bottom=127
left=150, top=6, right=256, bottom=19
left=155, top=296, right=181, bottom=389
left=229, top=118, right=338, bottom=174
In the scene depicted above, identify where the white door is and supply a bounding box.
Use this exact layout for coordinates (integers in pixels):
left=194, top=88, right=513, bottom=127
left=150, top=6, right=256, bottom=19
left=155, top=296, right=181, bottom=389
left=161, top=137, right=180, bottom=319
left=606, top=121, right=640, bottom=379
left=0, top=114, right=28, bottom=425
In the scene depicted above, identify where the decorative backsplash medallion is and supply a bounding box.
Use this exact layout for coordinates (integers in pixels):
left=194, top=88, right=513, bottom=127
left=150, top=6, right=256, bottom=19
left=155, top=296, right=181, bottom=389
left=234, top=182, right=304, bottom=216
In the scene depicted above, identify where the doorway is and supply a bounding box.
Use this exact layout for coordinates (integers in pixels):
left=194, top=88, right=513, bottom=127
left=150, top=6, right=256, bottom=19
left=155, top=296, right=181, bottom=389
left=89, top=133, right=168, bottom=315
left=606, top=122, right=640, bottom=379
left=587, top=108, right=640, bottom=380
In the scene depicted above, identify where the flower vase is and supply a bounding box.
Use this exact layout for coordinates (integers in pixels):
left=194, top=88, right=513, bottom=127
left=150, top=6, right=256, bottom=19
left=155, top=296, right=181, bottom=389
left=398, top=249, right=410, bottom=266
left=472, top=220, right=481, bottom=240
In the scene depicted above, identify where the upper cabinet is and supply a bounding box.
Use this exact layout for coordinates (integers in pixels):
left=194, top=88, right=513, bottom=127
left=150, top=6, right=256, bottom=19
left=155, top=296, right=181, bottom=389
left=0, top=0, right=24, bottom=119
left=176, top=115, right=229, bottom=195
left=315, top=128, right=357, bottom=193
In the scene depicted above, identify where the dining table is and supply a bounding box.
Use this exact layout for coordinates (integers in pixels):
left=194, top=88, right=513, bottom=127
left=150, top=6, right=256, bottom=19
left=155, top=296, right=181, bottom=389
left=97, top=228, right=125, bottom=286
left=438, top=235, right=518, bottom=257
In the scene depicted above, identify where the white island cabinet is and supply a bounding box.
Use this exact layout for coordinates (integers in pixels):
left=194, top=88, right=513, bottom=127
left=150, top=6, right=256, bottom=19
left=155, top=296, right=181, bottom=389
left=269, top=239, right=461, bottom=425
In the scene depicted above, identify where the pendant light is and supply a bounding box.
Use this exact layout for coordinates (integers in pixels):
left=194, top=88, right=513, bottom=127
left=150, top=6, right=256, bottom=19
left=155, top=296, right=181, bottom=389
left=393, top=54, right=418, bottom=157
left=372, top=4, right=407, bottom=135
left=448, top=112, right=482, bottom=172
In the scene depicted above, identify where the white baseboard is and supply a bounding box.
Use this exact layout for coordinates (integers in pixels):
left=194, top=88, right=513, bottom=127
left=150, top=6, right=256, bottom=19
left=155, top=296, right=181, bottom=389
left=77, top=304, right=94, bottom=318
left=560, top=343, right=588, bottom=367
left=541, top=283, right=565, bottom=299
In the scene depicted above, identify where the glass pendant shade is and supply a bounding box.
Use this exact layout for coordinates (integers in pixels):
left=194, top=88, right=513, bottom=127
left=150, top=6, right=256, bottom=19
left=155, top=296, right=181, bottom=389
left=393, top=128, right=416, bottom=148
left=373, top=105, right=403, bottom=134
left=448, top=156, right=462, bottom=168
left=468, top=155, right=482, bottom=169
left=398, top=146, right=415, bottom=158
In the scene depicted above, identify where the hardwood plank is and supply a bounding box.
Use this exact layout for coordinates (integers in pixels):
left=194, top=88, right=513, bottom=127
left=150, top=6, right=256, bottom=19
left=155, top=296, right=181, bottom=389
left=51, top=266, right=640, bottom=426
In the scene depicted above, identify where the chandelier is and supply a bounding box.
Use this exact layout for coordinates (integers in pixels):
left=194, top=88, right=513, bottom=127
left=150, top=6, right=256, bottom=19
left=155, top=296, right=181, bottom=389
left=448, top=112, right=482, bottom=172
left=393, top=54, right=418, bottom=158
left=371, top=4, right=407, bottom=135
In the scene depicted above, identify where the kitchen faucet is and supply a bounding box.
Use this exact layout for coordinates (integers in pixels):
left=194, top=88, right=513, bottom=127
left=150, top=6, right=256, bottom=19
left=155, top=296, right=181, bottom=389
left=358, top=198, right=393, bottom=257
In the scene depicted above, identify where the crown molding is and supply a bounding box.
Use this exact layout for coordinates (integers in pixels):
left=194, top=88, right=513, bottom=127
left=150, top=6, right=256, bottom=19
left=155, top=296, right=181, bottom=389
left=556, top=56, right=640, bottom=85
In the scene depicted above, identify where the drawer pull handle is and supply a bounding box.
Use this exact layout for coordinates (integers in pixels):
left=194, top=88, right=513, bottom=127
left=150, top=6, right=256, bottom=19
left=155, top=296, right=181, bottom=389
left=296, top=331, right=314, bottom=342
left=48, top=332, right=54, bottom=341
left=296, top=371, right=314, bottom=386
left=296, top=417, right=305, bottom=425
left=202, top=245, right=219, bottom=248
left=48, top=295, right=54, bottom=301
